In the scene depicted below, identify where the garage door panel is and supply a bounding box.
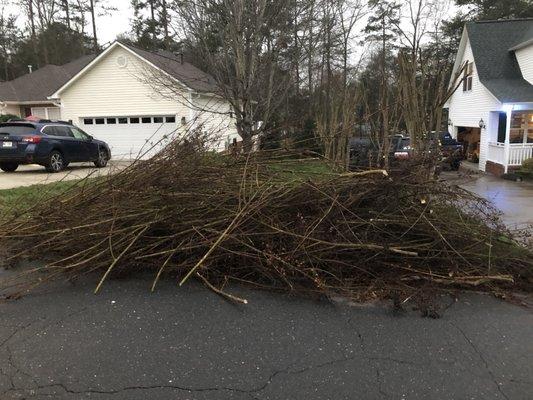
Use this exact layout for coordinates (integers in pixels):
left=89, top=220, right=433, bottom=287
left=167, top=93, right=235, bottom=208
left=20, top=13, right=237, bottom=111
left=80, top=116, right=180, bottom=159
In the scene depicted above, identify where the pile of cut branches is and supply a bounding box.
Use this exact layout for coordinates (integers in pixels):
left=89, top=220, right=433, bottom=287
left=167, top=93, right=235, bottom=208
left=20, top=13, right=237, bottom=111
left=0, top=138, right=531, bottom=303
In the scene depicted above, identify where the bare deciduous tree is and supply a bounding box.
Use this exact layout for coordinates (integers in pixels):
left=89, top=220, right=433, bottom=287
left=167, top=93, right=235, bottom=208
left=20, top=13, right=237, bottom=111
left=170, top=0, right=293, bottom=151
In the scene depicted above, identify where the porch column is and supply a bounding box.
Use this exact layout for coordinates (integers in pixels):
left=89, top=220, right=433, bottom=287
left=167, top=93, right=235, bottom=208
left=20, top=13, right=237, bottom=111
left=503, top=110, right=512, bottom=173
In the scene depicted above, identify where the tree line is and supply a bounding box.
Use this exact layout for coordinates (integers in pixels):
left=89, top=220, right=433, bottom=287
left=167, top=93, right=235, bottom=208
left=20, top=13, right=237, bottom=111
left=0, top=0, right=532, bottom=168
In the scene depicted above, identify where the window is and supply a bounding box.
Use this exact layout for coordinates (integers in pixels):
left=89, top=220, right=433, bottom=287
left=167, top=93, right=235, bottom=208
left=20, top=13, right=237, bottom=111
left=118, top=118, right=128, bottom=124
left=31, top=106, right=60, bottom=120
left=44, top=125, right=72, bottom=137
left=107, top=118, right=117, bottom=124
left=130, top=117, right=140, bottom=124
left=165, top=116, right=176, bottom=123
left=95, top=118, right=105, bottom=125
left=84, top=118, right=93, bottom=125
left=463, top=62, right=473, bottom=92
left=153, top=117, right=164, bottom=123
left=0, top=124, right=36, bottom=135
left=142, top=117, right=152, bottom=123
left=70, top=127, right=90, bottom=140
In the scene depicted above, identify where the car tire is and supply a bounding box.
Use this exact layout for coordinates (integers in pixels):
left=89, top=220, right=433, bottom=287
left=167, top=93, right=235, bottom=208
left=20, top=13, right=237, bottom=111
left=94, top=148, right=109, bottom=168
left=45, top=151, right=65, bottom=173
left=0, top=162, right=19, bottom=172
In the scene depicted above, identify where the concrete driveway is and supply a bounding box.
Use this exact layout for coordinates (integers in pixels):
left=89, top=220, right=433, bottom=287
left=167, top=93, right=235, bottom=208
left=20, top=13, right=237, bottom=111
left=0, top=162, right=129, bottom=190
left=441, top=171, right=533, bottom=232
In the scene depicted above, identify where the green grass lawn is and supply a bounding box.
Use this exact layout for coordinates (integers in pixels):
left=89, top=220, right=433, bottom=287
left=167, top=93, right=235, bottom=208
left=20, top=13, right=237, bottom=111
left=266, top=157, right=333, bottom=180
left=0, top=157, right=332, bottom=219
left=0, top=180, right=85, bottom=219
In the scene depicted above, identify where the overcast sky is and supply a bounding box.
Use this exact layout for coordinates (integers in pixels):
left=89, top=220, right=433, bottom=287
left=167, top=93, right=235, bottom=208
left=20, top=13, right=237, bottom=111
left=6, top=0, right=460, bottom=50
left=96, top=0, right=134, bottom=44
left=6, top=0, right=134, bottom=45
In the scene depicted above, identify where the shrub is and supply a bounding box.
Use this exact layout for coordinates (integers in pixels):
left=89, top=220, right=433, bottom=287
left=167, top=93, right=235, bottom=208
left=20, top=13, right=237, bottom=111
left=0, top=114, right=20, bottom=123
left=521, top=157, right=533, bottom=172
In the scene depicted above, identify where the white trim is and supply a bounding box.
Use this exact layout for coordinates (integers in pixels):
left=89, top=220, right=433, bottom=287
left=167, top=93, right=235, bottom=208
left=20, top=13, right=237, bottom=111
left=4, top=100, right=58, bottom=105
left=49, top=41, right=198, bottom=99
left=448, top=27, right=468, bottom=91
left=509, top=38, right=533, bottom=51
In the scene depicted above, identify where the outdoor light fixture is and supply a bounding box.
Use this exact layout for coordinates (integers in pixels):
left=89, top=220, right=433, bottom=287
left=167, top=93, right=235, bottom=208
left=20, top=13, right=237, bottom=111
left=479, top=118, right=486, bottom=129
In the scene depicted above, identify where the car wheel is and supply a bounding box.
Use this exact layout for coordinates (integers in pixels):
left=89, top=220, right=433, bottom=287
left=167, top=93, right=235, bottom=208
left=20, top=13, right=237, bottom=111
left=45, top=151, right=65, bottom=173
left=94, top=148, right=109, bottom=168
left=0, top=162, right=19, bottom=172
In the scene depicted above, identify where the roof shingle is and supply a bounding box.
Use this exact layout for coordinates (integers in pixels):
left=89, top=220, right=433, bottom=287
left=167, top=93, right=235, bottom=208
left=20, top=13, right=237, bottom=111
left=123, top=44, right=219, bottom=93
left=466, top=19, right=533, bottom=103
left=0, top=54, right=96, bottom=102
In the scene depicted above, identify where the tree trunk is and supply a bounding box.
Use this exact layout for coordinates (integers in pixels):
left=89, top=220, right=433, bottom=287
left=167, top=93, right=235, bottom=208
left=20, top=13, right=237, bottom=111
left=36, top=0, right=49, bottom=65
left=149, top=0, right=156, bottom=45
left=28, top=0, right=40, bottom=66
left=89, top=0, right=98, bottom=52
left=64, top=0, right=71, bottom=29
left=161, top=0, right=169, bottom=47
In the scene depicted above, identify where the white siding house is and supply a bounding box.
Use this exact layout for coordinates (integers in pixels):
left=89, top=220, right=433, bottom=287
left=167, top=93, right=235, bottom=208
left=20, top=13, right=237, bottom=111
left=515, top=46, right=533, bottom=85
left=446, top=19, right=533, bottom=175
left=0, top=42, right=239, bottom=159
left=50, top=42, right=239, bottom=158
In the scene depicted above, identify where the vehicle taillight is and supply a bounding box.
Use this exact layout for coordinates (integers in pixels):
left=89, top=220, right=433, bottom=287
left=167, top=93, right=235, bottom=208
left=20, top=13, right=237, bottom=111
left=22, top=136, right=42, bottom=144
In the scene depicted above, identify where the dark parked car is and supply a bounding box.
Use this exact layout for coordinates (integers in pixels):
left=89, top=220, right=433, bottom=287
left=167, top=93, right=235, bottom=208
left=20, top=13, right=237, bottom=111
left=0, top=120, right=110, bottom=173
left=349, top=132, right=463, bottom=170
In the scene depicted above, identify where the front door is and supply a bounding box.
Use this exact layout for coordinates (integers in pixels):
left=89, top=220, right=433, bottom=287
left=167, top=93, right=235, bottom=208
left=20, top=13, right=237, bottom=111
left=497, top=112, right=507, bottom=143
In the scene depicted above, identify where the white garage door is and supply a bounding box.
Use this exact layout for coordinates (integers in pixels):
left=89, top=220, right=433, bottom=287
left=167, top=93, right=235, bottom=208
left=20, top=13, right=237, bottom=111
left=80, top=115, right=181, bottom=159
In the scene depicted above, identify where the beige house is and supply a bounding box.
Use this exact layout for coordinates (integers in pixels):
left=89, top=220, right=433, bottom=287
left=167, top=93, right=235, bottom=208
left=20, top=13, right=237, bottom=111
left=0, top=42, right=239, bottom=159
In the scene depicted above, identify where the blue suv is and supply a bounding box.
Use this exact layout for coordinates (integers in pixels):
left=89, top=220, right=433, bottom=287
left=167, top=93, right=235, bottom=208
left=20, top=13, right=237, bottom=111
left=0, top=120, right=111, bottom=173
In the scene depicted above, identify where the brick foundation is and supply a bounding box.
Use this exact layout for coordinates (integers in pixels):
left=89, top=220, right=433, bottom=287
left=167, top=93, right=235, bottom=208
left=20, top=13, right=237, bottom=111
left=485, top=161, right=505, bottom=176
left=485, top=161, right=520, bottom=177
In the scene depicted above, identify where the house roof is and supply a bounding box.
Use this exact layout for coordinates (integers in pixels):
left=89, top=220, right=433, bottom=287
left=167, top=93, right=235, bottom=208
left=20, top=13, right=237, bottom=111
left=0, top=54, right=96, bottom=103
left=123, top=44, right=219, bottom=93
left=466, top=19, right=533, bottom=103
left=51, top=41, right=220, bottom=98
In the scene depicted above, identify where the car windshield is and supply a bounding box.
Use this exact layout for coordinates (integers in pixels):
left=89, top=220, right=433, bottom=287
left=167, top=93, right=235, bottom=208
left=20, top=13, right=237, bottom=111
left=0, top=124, right=36, bottom=135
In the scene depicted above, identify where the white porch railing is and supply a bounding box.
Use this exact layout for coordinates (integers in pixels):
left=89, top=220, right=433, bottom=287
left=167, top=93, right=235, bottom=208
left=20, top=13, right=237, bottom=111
left=509, top=143, right=533, bottom=166
left=487, top=142, right=505, bottom=164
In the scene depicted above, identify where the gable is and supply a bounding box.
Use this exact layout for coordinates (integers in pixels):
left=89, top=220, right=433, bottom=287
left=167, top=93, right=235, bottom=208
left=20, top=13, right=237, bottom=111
left=52, top=42, right=219, bottom=99
left=515, top=44, right=533, bottom=85
left=465, top=20, right=533, bottom=103
left=58, top=45, right=189, bottom=117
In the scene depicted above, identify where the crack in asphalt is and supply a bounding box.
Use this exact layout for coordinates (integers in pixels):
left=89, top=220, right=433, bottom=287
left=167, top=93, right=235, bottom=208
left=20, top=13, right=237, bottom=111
left=0, top=321, right=39, bottom=350
left=375, top=368, right=390, bottom=399
left=451, top=322, right=510, bottom=400
left=2, top=353, right=366, bottom=398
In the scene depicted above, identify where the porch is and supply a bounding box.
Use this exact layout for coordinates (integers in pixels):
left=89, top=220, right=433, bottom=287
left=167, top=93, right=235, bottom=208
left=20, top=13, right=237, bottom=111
left=486, top=109, right=533, bottom=174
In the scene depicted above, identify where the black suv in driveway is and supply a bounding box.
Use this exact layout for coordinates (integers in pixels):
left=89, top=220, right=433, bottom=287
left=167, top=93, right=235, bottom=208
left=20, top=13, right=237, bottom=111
left=0, top=120, right=111, bottom=173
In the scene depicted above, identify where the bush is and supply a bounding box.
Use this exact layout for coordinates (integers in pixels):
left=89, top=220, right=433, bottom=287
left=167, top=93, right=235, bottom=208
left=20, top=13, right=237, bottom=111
left=521, top=157, right=533, bottom=172
left=0, top=114, right=20, bottom=123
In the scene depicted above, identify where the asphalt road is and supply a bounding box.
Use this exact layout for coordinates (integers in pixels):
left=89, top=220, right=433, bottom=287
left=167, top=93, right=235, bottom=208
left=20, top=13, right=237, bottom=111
left=0, top=162, right=128, bottom=190
left=0, top=277, right=532, bottom=400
